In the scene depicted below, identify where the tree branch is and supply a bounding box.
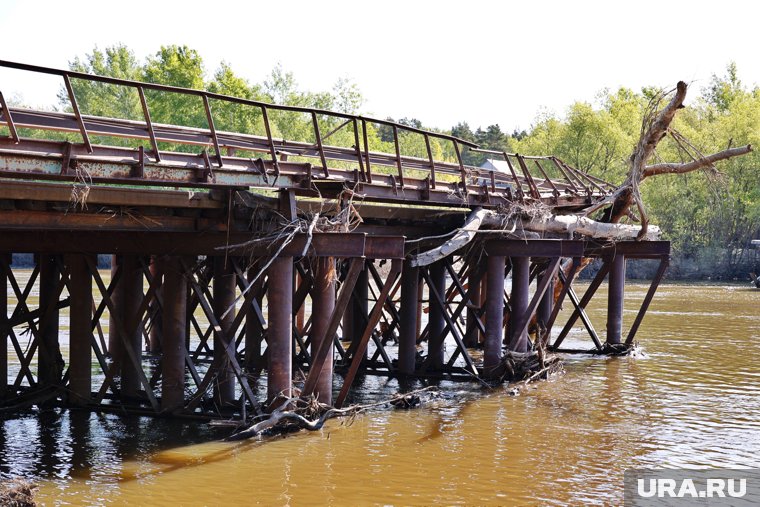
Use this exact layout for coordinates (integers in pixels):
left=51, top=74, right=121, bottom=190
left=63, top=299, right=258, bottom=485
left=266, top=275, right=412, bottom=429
left=642, top=145, right=752, bottom=178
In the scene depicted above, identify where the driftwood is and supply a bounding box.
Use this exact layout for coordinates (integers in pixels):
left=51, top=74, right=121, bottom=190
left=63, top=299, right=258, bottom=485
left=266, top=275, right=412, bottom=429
left=226, top=387, right=439, bottom=441
left=0, top=479, right=37, bottom=507
left=410, top=207, right=490, bottom=267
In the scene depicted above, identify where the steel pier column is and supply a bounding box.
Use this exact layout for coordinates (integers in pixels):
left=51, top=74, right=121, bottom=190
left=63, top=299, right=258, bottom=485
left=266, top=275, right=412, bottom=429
left=465, top=274, right=482, bottom=348
left=484, top=255, right=505, bottom=374
left=66, top=254, right=93, bottom=406
left=428, top=261, right=447, bottom=369
left=161, top=256, right=187, bottom=411
left=509, top=256, right=530, bottom=353
left=345, top=263, right=369, bottom=361
left=537, top=274, right=554, bottom=344
left=245, top=266, right=265, bottom=371
left=0, top=255, right=9, bottom=397
left=120, top=255, right=144, bottom=398
left=267, top=256, right=293, bottom=407
left=38, top=254, right=63, bottom=387
left=606, top=254, right=626, bottom=345
left=148, top=256, right=163, bottom=354
left=213, top=257, right=236, bottom=406
left=311, top=257, right=335, bottom=404
left=398, top=260, right=419, bottom=375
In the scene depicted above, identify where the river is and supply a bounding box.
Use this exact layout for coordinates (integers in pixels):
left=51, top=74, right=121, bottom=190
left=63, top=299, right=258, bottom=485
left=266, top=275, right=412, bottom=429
left=2, top=282, right=759, bottom=505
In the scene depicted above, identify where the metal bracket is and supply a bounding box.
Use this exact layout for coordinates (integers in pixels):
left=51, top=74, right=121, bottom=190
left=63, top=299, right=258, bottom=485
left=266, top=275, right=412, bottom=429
left=421, top=176, right=431, bottom=201
left=131, top=146, right=145, bottom=178
left=61, top=142, right=73, bottom=176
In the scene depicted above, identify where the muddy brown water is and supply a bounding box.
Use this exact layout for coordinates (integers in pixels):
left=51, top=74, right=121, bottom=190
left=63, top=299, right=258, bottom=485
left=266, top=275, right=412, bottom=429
left=2, top=282, right=759, bottom=505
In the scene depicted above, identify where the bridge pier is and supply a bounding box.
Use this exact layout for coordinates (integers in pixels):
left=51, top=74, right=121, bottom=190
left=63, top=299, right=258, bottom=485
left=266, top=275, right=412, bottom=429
left=344, top=263, right=369, bottom=364
left=311, top=257, right=335, bottom=404
left=213, top=257, right=237, bottom=406
left=398, top=260, right=419, bottom=375
left=38, top=254, right=62, bottom=388
left=537, top=274, right=554, bottom=344
left=161, top=255, right=187, bottom=412
left=148, top=256, right=163, bottom=354
left=484, top=255, right=505, bottom=376
left=606, top=254, right=626, bottom=345
left=244, top=266, right=265, bottom=371
left=509, top=256, right=531, bottom=353
left=427, top=261, right=447, bottom=369
left=0, top=254, right=7, bottom=398
left=66, top=254, right=92, bottom=406
left=267, top=256, right=293, bottom=409
left=118, top=255, right=145, bottom=398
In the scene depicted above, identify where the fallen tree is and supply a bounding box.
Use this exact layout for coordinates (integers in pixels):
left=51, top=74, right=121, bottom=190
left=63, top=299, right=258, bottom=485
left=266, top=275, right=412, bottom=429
left=410, top=81, right=751, bottom=267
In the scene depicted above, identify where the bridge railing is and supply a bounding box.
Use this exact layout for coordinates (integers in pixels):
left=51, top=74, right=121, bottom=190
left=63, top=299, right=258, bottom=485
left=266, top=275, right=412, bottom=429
left=0, top=59, right=612, bottom=204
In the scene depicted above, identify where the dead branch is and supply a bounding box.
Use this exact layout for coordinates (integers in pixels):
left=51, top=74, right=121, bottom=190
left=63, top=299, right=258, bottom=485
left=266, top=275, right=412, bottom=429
left=642, top=145, right=752, bottom=178
left=226, top=387, right=440, bottom=441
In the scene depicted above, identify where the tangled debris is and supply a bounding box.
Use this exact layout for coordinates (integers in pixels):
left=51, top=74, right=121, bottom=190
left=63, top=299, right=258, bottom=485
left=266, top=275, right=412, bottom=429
left=226, top=387, right=439, bottom=441
left=0, top=479, right=37, bottom=507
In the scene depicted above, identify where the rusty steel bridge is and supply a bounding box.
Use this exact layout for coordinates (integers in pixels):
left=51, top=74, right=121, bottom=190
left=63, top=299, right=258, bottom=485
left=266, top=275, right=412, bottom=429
left=0, top=60, right=669, bottom=419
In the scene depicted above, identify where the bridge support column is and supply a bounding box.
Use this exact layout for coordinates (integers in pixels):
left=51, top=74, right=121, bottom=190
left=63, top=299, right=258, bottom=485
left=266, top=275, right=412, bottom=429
left=148, top=256, right=163, bottom=354
left=311, top=257, right=335, bottom=404
left=120, top=255, right=144, bottom=398
left=345, top=263, right=368, bottom=362
left=213, top=257, right=236, bottom=406
left=606, top=254, right=626, bottom=345
left=509, top=256, right=530, bottom=353
left=537, top=273, right=554, bottom=344
left=295, top=270, right=305, bottom=335
left=465, top=272, right=482, bottom=348
left=484, top=255, right=505, bottom=375
left=428, top=261, right=446, bottom=369
left=267, top=256, right=293, bottom=408
left=0, top=255, right=7, bottom=398
left=161, top=256, right=187, bottom=412
left=398, top=260, right=419, bottom=375
left=108, top=255, right=120, bottom=357
left=66, top=254, right=93, bottom=406
left=38, top=254, right=63, bottom=388
left=245, top=266, right=265, bottom=371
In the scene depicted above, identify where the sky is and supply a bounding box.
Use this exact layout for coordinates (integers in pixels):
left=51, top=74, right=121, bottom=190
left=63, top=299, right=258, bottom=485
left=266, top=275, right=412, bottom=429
left=1, top=0, right=758, bottom=133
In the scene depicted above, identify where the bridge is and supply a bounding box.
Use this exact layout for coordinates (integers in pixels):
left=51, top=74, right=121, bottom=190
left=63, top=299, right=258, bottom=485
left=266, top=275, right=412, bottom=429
left=0, top=60, right=669, bottom=419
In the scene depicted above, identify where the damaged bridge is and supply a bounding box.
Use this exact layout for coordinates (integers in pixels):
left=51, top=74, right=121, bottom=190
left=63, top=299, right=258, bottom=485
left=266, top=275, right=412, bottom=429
left=0, top=60, right=669, bottom=419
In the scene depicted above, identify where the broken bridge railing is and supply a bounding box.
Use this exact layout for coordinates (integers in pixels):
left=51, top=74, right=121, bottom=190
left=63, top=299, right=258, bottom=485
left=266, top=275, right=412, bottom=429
left=0, top=59, right=612, bottom=208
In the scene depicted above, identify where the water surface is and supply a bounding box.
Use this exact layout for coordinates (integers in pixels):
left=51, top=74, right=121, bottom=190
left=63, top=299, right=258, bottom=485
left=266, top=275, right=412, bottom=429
left=3, top=283, right=759, bottom=505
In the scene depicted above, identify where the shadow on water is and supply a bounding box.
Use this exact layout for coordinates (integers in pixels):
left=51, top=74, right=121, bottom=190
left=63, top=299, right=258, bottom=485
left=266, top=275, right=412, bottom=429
left=0, top=408, right=230, bottom=482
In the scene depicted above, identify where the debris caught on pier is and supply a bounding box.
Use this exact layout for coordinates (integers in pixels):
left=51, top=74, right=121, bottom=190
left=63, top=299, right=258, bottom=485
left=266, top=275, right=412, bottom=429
left=0, top=478, right=37, bottom=507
